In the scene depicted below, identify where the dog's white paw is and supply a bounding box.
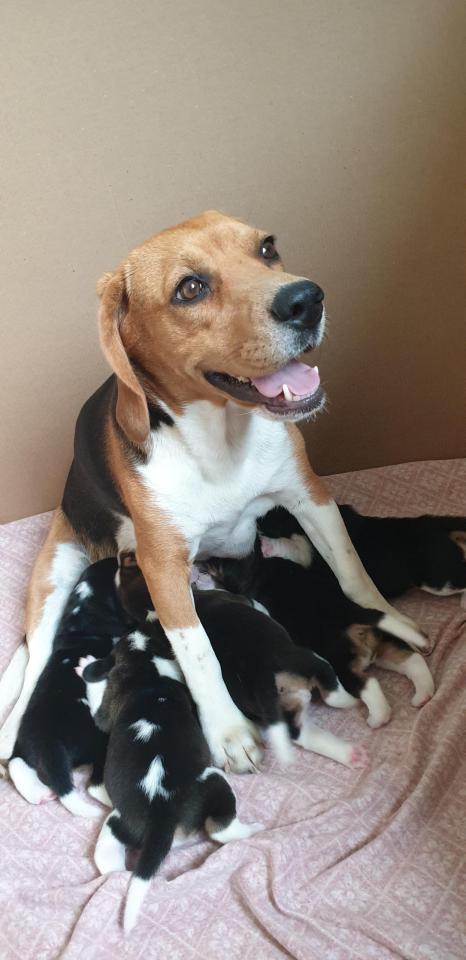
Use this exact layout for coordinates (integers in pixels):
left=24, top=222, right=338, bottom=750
left=209, top=720, right=263, bottom=774
left=75, top=654, right=96, bottom=678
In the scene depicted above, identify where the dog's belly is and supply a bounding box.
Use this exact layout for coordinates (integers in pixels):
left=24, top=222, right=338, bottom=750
left=116, top=495, right=275, bottom=561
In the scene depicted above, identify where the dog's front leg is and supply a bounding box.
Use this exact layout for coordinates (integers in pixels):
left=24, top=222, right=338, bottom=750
left=135, top=538, right=262, bottom=773
left=280, top=437, right=429, bottom=651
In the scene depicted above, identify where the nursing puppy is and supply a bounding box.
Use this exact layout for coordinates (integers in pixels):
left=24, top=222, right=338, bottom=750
left=80, top=639, right=263, bottom=933
left=208, top=534, right=435, bottom=728
left=9, top=559, right=129, bottom=814
left=116, top=552, right=367, bottom=768
left=259, top=506, right=466, bottom=600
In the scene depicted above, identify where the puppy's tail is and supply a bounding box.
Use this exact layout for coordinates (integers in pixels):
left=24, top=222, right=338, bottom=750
left=123, top=807, right=176, bottom=933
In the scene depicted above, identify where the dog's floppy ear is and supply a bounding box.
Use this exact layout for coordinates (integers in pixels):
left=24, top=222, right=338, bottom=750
left=97, top=268, right=150, bottom=445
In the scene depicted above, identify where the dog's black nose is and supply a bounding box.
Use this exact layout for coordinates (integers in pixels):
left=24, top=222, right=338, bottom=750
left=270, top=280, right=324, bottom=329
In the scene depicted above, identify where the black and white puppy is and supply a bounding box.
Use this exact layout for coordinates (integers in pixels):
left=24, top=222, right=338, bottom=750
left=115, top=553, right=368, bottom=768
left=259, top=506, right=466, bottom=599
left=207, top=520, right=440, bottom=728
left=80, top=637, right=263, bottom=933
left=9, top=558, right=130, bottom=815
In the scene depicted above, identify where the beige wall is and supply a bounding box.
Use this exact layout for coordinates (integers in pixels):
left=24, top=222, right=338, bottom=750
left=1, top=0, right=465, bottom=523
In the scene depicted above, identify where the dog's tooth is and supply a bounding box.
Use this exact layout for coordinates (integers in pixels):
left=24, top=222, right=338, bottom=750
left=282, top=384, right=293, bottom=402
left=314, top=366, right=319, bottom=375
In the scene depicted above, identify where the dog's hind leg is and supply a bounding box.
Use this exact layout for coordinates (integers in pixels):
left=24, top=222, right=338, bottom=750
left=376, top=639, right=434, bottom=707
left=0, top=509, right=89, bottom=765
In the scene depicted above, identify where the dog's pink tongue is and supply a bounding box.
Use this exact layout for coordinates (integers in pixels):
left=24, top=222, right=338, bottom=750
left=252, top=361, right=320, bottom=398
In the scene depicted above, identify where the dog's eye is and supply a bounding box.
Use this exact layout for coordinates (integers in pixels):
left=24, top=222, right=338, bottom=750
left=174, top=276, right=209, bottom=303
left=259, top=236, right=279, bottom=262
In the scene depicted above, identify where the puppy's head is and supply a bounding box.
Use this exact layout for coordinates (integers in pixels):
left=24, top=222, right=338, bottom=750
left=98, top=210, right=326, bottom=443
left=117, top=550, right=155, bottom=623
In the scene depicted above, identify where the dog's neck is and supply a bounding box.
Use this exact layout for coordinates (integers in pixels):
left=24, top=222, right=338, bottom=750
left=157, top=398, right=277, bottom=468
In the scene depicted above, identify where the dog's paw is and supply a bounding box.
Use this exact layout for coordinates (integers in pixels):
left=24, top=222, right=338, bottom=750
left=75, top=654, right=96, bottom=678
left=347, top=743, right=370, bottom=768
left=209, top=720, right=263, bottom=774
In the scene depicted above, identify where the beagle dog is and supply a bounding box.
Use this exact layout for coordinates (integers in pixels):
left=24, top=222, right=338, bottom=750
left=0, top=210, right=428, bottom=774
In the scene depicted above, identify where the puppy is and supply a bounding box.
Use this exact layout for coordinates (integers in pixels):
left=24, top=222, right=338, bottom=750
left=258, top=506, right=466, bottom=600
left=116, top=553, right=368, bottom=768
left=9, top=558, right=129, bottom=814
left=207, top=533, right=435, bottom=729
left=80, top=639, right=263, bottom=933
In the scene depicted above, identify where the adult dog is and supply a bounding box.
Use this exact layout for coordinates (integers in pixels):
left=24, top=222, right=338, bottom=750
left=0, top=211, right=427, bottom=773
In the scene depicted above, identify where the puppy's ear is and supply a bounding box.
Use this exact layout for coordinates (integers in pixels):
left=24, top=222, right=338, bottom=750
left=450, top=530, right=466, bottom=560
left=98, top=267, right=150, bottom=445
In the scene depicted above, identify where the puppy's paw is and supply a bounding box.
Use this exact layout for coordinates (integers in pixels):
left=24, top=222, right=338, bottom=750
left=367, top=704, right=392, bottom=729
left=210, top=721, right=263, bottom=774
left=411, top=689, right=434, bottom=708
left=259, top=535, right=278, bottom=559
left=75, top=654, right=96, bottom=678
left=347, top=743, right=370, bottom=768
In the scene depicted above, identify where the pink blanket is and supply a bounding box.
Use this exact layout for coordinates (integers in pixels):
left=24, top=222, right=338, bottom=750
left=0, top=459, right=465, bottom=960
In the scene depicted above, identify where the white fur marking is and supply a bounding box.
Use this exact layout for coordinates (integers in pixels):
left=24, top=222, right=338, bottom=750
left=0, top=542, right=89, bottom=760
left=95, top=811, right=126, bottom=874
left=75, top=581, right=93, bottom=600
left=296, top=718, right=356, bottom=766
left=131, top=719, right=160, bottom=742
left=139, top=756, right=170, bottom=801
left=360, top=677, right=391, bottom=728
left=252, top=599, right=270, bottom=616
left=128, top=631, right=148, bottom=652
left=9, top=757, right=54, bottom=803
left=86, top=679, right=107, bottom=717
left=324, top=681, right=358, bottom=709
left=152, top=656, right=183, bottom=682
left=207, top=817, right=264, bottom=844
left=88, top=783, right=112, bottom=807
left=146, top=610, right=158, bottom=622
left=124, top=876, right=150, bottom=933
left=265, top=721, right=293, bottom=764
left=378, top=651, right=434, bottom=707
left=60, top=790, right=101, bottom=818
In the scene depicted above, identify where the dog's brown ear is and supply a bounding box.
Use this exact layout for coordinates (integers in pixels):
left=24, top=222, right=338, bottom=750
left=98, top=268, right=150, bottom=445
left=450, top=530, right=466, bottom=560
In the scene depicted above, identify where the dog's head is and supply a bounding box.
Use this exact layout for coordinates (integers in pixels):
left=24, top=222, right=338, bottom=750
left=98, top=210, right=326, bottom=443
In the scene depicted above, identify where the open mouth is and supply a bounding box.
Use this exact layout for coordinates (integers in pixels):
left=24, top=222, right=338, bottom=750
left=205, top=360, right=325, bottom=419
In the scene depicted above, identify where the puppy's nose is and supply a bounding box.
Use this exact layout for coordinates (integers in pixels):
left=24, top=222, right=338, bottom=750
left=270, top=280, right=324, bottom=329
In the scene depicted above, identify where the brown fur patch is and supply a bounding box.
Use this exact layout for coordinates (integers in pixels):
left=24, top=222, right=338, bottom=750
left=376, top=641, right=412, bottom=665
left=275, top=671, right=312, bottom=714
left=25, top=508, right=80, bottom=639
left=107, top=421, right=197, bottom=630
left=287, top=424, right=332, bottom=505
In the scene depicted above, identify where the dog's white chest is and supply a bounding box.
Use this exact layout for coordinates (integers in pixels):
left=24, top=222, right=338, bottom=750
left=136, top=402, right=293, bottom=559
